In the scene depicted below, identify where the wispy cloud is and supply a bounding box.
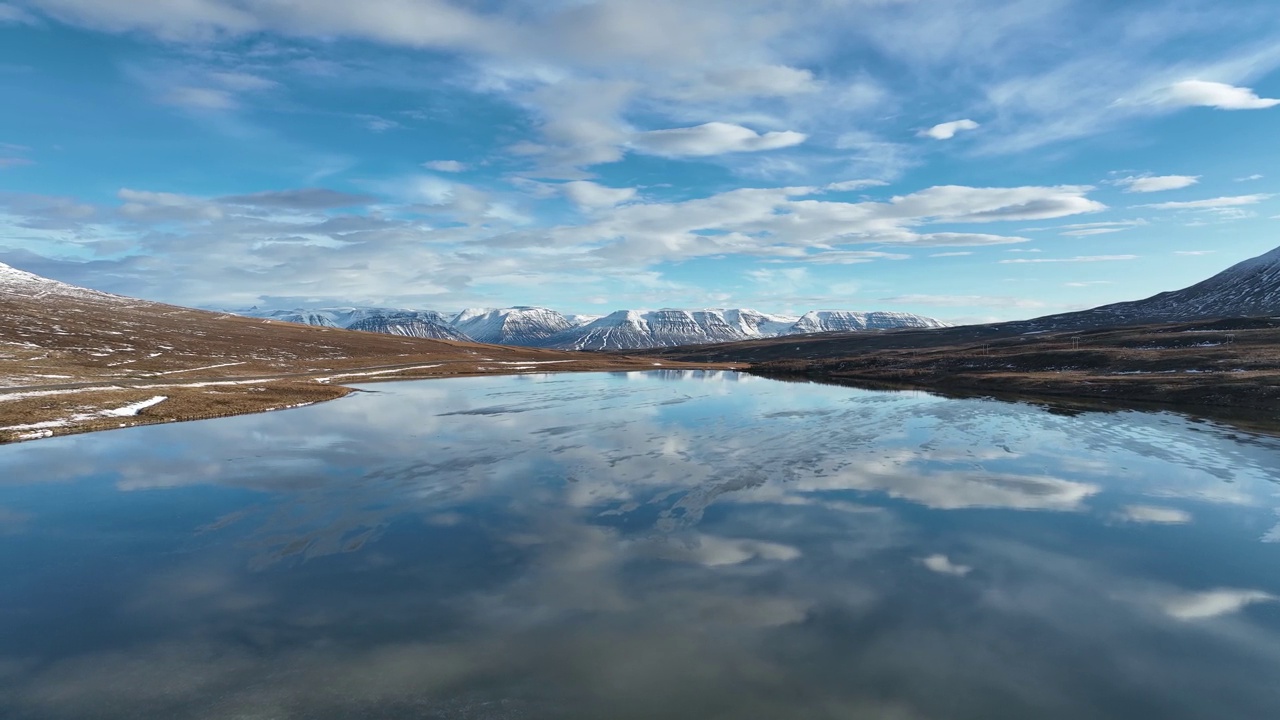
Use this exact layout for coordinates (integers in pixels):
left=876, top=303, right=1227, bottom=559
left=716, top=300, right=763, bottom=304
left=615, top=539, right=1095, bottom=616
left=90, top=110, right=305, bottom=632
left=881, top=294, right=1046, bottom=309
left=999, top=255, right=1138, bottom=264
left=1111, top=175, right=1199, bottom=193
left=422, top=160, right=467, bottom=173
left=1116, top=505, right=1192, bottom=524
left=1136, top=193, right=1272, bottom=210
left=1162, top=588, right=1276, bottom=620
left=631, top=122, right=807, bottom=157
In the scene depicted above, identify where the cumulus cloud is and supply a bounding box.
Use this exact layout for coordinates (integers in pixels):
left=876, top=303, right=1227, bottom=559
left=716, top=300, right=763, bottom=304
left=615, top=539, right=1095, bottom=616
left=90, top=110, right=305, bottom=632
left=1113, top=175, right=1199, bottom=193
left=919, top=119, right=979, bottom=140
left=1159, top=80, right=1280, bottom=110
left=631, top=122, right=807, bottom=157
left=920, top=554, right=972, bottom=576
left=1137, top=194, right=1273, bottom=210
left=561, top=181, right=637, bottom=210
left=4, top=176, right=1109, bottom=306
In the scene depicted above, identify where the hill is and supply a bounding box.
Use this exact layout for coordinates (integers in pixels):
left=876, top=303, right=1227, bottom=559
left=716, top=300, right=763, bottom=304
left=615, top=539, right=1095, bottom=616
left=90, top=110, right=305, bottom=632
left=0, top=262, right=716, bottom=442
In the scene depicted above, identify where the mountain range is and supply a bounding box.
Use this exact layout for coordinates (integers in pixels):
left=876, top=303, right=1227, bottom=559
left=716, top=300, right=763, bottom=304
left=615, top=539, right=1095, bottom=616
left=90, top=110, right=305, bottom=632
left=237, top=305, right=949, bottom=350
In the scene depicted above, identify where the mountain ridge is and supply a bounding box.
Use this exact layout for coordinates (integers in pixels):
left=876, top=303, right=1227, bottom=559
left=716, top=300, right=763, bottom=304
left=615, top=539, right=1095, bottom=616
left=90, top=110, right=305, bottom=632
left=237, top=303, right=948, bottom=349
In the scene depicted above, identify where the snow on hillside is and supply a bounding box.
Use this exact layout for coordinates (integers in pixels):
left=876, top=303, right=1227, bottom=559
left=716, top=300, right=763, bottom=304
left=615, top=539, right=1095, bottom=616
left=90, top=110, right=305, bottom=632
left=790, top=310, right=948, bottom=333
left=1026, top=244, right=1280, bottom=330
left=0, top=261, right=125, bottom=303
left=238, top=307, right=467, bottom=341
left=450, top=306, right=574, bottom=345
left=238, top=301, right=949, bottom=350
left=538, top=307, right=944, bottom=350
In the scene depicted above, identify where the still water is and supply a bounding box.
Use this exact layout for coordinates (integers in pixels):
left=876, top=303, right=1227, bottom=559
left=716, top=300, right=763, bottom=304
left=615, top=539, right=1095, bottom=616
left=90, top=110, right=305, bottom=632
left=1, top=371, right=1278, bottom=719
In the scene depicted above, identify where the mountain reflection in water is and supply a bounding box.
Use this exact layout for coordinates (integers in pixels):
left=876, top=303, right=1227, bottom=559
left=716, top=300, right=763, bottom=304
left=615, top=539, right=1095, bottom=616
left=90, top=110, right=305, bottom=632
left=1, top=371, right=1278, bottom=719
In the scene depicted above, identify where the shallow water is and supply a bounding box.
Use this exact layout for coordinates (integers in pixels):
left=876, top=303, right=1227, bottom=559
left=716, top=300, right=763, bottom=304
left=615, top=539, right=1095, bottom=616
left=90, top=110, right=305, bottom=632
left=1, top=370, right=1278, bottom=719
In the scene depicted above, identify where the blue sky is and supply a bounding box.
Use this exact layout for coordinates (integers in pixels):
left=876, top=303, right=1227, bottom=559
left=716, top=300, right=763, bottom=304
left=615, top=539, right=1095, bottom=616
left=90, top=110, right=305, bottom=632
left=1, top=0, right=1278, bottom=323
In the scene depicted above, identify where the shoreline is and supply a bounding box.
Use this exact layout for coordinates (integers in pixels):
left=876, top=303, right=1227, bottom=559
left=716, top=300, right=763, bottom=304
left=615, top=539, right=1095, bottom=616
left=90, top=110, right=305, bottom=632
left=750, top=367, right=1280, bottom=436
left=0, top=360, right=740, bottom=444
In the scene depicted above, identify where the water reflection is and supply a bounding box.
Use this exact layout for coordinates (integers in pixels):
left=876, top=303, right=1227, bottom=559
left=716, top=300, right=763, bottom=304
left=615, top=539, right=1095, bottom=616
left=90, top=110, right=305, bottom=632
left=1, top=371, right=1278, bottom=719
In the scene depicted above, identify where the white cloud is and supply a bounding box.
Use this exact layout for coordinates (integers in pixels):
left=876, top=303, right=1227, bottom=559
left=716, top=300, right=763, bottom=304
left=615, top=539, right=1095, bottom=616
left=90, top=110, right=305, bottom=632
left=1116, top=505, right=1192, bottom=524
left=1236, top=174, right=1264, bottom=182
left=1160, top=80, right=1280, bottom=110
left=999, top=255, right=1138, bottom=264
left=786, top=250, right=909, bottom=265
left=1055, top=219, right=1148, bottom=237
left=1113, top=175, right=1199, bottom=193
left=1137, top=193, right=1273, bottom=210
left=920, top=554, right=972, bottom=576
left=361, top=115, right=401, bottom=132
left=824, top=179, right=889, bottom=192
left=929, top=251, right=973, bottom=257
left=422, top=160, right=467, bottom=173
left=1174, top=250, right=1215, bottom=256
left=1162, top=589, right=1276, bottom=621
left=886, top=185, right=1106, bottom=222
left=561, top=181, right=637, bottom=210
left=631, top=122, right=807, bottom=157
left=919, top=119, right=979, bottom=140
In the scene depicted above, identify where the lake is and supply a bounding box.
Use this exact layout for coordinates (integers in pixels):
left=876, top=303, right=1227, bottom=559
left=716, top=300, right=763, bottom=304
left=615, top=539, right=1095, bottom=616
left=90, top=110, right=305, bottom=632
left=1, top=370, right=1278, bottom=719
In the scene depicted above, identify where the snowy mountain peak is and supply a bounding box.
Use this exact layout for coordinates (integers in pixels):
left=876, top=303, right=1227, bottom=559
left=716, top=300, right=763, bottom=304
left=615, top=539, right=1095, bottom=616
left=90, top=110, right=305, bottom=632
left=0, top=261, right=122, bottom=303
left=450, top=306, right=574, bottom=345
left=537, top=306, right=944, bottom=350
left=792, top=310, right=949, bottom=333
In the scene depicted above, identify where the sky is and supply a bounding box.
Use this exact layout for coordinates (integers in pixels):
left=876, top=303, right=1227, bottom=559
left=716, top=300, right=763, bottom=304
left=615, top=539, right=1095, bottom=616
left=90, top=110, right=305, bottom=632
left=1, top=0, right=1278, bottom=323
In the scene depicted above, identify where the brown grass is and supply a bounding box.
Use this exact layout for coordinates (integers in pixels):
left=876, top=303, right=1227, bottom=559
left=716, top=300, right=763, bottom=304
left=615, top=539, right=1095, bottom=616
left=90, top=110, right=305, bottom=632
left=1, top=283, right=735, bottom=443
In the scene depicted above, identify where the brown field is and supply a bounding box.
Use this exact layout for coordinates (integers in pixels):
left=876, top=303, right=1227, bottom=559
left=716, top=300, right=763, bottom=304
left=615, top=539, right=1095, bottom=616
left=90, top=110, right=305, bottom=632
left=644, top=316, right=1280, bottom=430
left=0, top=285, right=732, bottom=443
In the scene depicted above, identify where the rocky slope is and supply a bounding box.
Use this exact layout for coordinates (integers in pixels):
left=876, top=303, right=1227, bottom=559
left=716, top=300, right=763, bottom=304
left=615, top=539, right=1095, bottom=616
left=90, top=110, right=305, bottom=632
left=1027, top=245, right=1280, bottom=330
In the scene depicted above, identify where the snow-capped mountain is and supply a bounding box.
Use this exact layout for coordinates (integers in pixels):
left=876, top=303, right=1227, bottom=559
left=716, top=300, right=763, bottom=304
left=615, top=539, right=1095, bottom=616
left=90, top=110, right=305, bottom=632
left=1, top=261, right=131, bottom=303
left=239, top=307, right=467, bottom=341
left=237, top=301, right=947, bottom=350
left=1027, top=244, right=1280, bottom=329
left=537, top=308, right=945, bottom=350
left=790, top=310, right=948, bottom=333
left=345, top=311, right=469, bottom=341
left=450, top=306, right=575, bottom=345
